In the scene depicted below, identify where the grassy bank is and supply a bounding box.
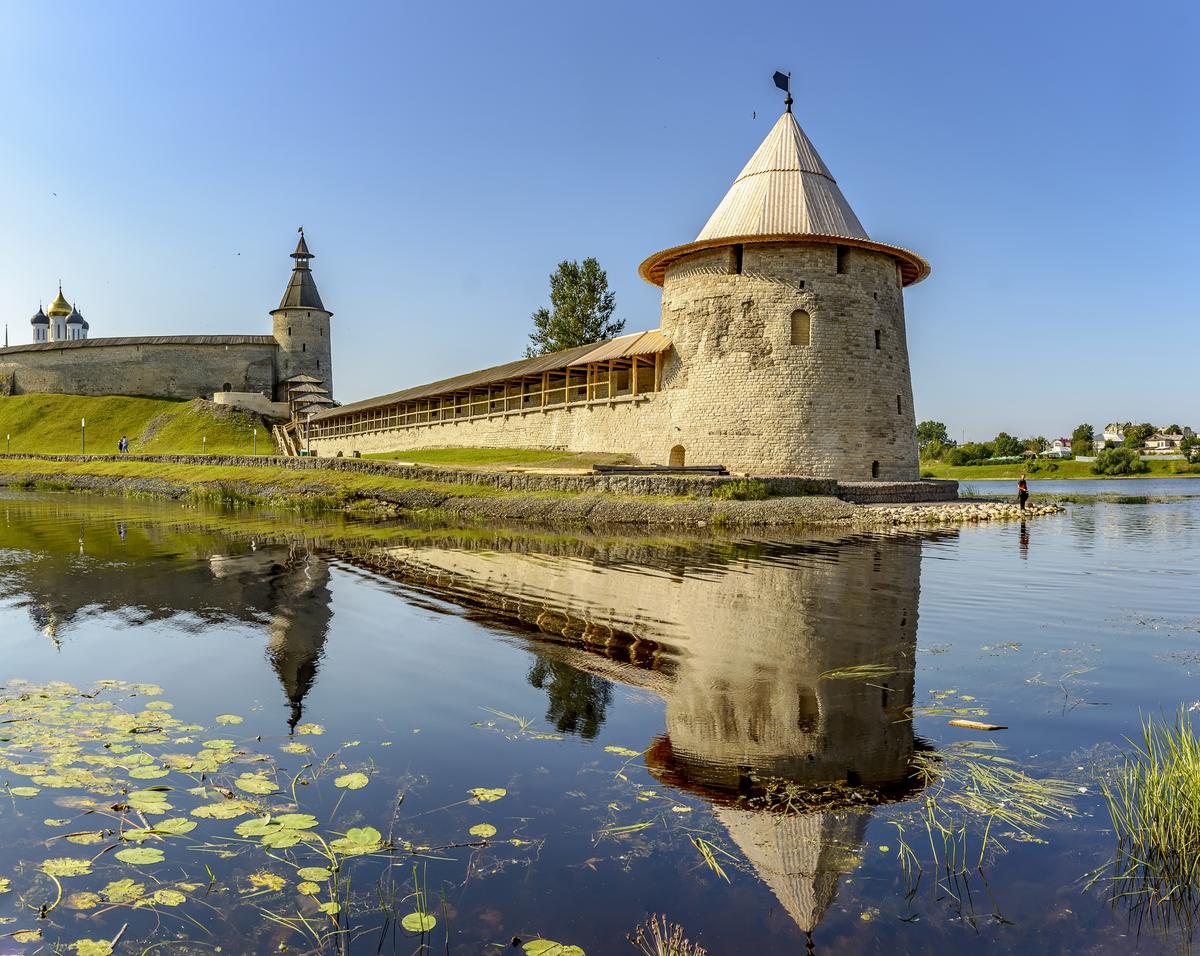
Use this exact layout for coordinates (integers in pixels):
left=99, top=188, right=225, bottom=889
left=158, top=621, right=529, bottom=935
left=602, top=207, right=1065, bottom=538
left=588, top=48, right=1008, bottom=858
left=921, top=458, right=1200, bottom=481
left=363, top=446, right=636, bottom=470
left=0, top=394, right=264, bottom=455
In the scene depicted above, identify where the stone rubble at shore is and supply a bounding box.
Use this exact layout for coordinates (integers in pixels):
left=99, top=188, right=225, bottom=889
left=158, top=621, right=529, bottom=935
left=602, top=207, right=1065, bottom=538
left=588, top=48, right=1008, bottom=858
left=857, top=500, right=1063, bottom=525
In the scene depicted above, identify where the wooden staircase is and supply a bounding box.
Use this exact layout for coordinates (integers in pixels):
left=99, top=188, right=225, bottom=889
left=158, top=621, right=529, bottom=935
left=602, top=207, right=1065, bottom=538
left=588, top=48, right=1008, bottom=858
left=272, top=421, right=302, bottom=457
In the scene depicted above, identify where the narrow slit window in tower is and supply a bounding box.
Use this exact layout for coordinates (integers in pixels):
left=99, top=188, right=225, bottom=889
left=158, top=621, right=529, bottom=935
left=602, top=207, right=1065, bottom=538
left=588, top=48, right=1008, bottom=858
left=872, top=460, right=880, bottom=478
left=302, top=343, right=306, bottom=352
left=836, top=245, right=849, bottom=274
left=896, top=394, right=902, bottom=414
left=875, top=329, right=881, bottom=350
left=733, top=244, right=744, bottom=275
left=790, top=310, right=811, bottom=346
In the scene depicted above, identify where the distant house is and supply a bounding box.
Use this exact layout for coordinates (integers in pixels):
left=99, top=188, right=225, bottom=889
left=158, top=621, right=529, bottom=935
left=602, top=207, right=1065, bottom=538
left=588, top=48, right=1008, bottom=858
left=1145, top=432, right=1184, bottom=452
left=1102, top=424, right=1126, bottom=444
left=1044, top=438, right=1072, bottom=459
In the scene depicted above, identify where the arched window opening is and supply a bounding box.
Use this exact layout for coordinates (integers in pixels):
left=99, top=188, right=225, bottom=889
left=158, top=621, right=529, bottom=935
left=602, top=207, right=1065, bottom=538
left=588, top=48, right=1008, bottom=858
left=872, top=460, right=880, bottom=478
left=836, top=245, right=849, bottom=274
left=222, top=383, right=232, bottom=392
left=669, top=445, right=686, bottom=467
left=733, top=244, right=744, bottom=275
left=790, top=309, right=811, bottom=346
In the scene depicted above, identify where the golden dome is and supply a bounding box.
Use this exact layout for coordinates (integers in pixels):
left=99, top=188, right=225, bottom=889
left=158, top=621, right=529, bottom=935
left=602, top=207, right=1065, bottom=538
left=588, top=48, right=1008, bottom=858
left=47, top=287, right=72, bottom=317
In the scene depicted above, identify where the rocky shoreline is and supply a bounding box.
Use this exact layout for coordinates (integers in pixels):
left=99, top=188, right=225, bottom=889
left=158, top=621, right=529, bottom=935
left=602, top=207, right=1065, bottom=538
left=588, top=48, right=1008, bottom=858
left=0, top=461, right=1063, bottom=529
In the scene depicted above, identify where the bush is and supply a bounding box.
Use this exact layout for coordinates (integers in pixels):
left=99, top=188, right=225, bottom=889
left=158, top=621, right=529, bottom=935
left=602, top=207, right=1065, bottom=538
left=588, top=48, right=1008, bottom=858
left=712, top=479, right=769, bottom=501
left=1092, top=447, right=1150, bottom=476
left=945, top=442, right=994, bottom=466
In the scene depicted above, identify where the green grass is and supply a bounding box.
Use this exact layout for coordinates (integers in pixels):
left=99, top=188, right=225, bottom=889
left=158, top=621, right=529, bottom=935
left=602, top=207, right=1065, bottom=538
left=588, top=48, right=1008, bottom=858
left=363, top=446, right=637, bottom=470
left=0, top=394, right=266, bottom=455
left=921, top=458, right=1200, bottom=480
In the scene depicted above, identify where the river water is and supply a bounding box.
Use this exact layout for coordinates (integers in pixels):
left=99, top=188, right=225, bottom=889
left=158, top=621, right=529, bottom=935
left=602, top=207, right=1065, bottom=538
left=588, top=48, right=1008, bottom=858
left=1, top=491, right=1198, bottom=954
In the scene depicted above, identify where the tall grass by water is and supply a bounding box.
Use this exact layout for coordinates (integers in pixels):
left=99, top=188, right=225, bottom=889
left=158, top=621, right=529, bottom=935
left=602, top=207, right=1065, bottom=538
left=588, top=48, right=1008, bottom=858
left=1093, top=709, right=1200, bottom=944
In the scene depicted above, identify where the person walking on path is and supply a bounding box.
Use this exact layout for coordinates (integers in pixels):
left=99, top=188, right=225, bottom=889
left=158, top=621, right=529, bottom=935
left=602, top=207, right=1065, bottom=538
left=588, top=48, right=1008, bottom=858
left=119, top=435, right=129, bottom=455
left=1017, top=473, right=1029, bottom=511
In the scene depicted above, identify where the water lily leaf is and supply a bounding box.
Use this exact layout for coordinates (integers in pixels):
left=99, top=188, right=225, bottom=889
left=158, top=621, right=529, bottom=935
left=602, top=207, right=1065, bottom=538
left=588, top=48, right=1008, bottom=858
left=43, top=817, right=72, bottom=826
left=259, top=829, right=304, bottom=849
left=115, top=847, right=164, bottom=865
left=191, top=798, right=256, bottom=820
left=66, top=830, right=106, bottom=845
left=152, top=889, right=186, bottom=906
left=71, top=939, right=114, bottom=955
left=248, top=871, right=286, bottom=892
left=273, top=813, right=319, bottom=830
left=280, top=741, right=311, bottom=754
left=41, top=857, right=92, bottom=877
left=12, top=929, right=42, bottom=943
left=234, top=817, right=275, bottom=837
left=10, top=786, right=39, bottom=797
left=603, top=746, right=641, bottom=757
left=468, top=787, right=507, bottom=803
left=296, top=867, right=331, bottom=881
left=128, top=765, right=169, bottom=779
left=469, top=823, right=497, bottom=838
left=522, top=942, right=585, bottom=956
left=121, top=827, right=156, bottom=843
left=297, top=881, right=321, bottom=895
left=234, top=773, right=277, bottom=795
left=64, top=891, right=102, bottom=910
left=202, top=739, right=235, bottom=750
left=153, top=817, right=196, bottom=835
left=126, top=789, right=172, bottom=814
left=334, top=772, right=368, bottom=790
left=101, top=879, right=145, bottom=902
left=401, top=912, right=437, bottom=933
left=144, top=700, right=173, bottom=711
left=318, top=901, right=341, bottom=915
left=215, top=714, right=243, bottom=725
left=294, top=723, right=325, bottom=736
left=329, top=826, right=382, bottom=855
left=0, top=879, right=10, bottom=893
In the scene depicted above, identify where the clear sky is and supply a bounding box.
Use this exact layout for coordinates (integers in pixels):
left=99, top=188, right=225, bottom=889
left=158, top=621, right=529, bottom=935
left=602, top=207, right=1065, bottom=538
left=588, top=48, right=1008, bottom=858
left=2, top=1, right=1195, bottom=441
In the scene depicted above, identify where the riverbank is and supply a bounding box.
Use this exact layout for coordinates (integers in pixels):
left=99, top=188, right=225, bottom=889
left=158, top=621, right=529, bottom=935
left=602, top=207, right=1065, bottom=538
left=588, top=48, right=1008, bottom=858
left=922, top=458, right=1200, bottom=481
left=0, top=454, right=1060, bottom=528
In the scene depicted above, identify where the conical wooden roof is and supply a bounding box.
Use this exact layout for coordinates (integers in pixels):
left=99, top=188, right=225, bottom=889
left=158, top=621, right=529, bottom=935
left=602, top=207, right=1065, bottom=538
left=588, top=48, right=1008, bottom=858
left=639, top=110, right=929, bottom=287
left=696, top=111, right=867, bottom=242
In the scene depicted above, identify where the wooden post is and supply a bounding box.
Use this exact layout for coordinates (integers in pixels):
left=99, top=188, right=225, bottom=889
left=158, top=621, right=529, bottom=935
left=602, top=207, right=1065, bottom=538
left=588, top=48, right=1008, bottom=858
left=654, top=351, right=662, bottom=392
left=541, top=372, right=548, bottom=407
left=631, top=356, right=639, bottom=397
left=608, top=359, right=614, bottom=400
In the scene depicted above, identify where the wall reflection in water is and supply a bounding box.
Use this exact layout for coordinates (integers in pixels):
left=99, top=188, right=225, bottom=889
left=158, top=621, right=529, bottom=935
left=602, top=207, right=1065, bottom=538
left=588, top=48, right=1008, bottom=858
left=362, top=529, right=935, bottom=937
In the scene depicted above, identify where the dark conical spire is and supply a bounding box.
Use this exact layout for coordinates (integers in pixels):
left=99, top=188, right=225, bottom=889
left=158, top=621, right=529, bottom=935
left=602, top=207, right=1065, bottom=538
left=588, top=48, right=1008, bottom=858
left=276, top=229, right=327, bottom=312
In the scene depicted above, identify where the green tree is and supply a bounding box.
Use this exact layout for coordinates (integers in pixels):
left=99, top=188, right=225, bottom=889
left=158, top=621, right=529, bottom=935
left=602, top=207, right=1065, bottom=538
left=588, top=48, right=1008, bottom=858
left=919, top=438, right=948, bottom=462
left=1181, top=434, right=1198, bottom=461
left=1123, top=423, right=1155, bottom=448
left=993, top=432, right=1024, bottom=458
left=916, top=421, right=950, bottom=447
left=1093, top=447, right=1150, bottom=476
left=1071, top=423, right=1095, bottom=458
left=525, top=258, right=623, bottom=357
left=1025, top=436, right=1048, bottom=455
left=946, top=442, right=994, bottom=466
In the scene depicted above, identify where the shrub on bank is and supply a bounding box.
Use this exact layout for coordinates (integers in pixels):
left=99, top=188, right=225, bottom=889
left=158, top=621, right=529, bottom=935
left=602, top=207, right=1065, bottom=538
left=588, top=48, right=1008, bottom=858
left=1092, top=447, right=1150, bottom=476
left=712, top=479, right=769, bottom=501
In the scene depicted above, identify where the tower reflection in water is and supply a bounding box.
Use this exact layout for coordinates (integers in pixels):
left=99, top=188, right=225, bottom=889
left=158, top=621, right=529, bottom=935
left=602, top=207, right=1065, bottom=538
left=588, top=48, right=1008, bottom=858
left=365, top=529, right=932, bottom=938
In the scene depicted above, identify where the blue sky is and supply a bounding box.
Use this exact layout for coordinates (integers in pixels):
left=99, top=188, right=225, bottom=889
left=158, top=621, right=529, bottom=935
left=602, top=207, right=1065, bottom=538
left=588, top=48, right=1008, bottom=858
left=1, top=1, right=1195, bottom=440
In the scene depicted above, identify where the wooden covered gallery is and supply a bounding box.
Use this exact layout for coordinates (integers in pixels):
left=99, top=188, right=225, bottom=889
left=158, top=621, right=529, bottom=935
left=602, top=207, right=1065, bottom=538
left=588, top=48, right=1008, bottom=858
left=308, top=330, right=671, bottom=441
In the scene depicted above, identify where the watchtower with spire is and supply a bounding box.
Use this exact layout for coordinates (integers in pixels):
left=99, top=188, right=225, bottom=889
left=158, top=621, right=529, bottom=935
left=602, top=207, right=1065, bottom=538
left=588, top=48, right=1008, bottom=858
left=270, top=230, right=333, bottom=401
left=638, top=98, right=930, bottom=479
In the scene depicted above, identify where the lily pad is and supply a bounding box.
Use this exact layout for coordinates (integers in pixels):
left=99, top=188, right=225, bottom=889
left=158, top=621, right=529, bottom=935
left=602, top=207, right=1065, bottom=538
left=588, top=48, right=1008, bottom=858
left=318, top=901, right=341, bottom=915
left=297, top=881, right=321, bottom=895
left=10, top=786, right=40, bottom=797
left=72, top=939, right=115, bottom=955
left=469, top=787, right=507, bottom=803
left=522, top=942, right=585, bottom=956
left=41, top=857, right=93, bottom=877
left=294, top=723, right=325, bottom=736
left=0, top=879, right=10, bottom=894
left=152, top=889, right=187, bottom=906
left=64, top=891, right=102, bottom=910
left=329, top=826, right=382, bottom=856
left=101, top=879, right=145, bottom=902
left=401, top=912, right=437, bottom=933
left=280, top=741, right=311, bottom=754
left=234, top=773, right=277, bottom=795
left=215, top=714, right=243, bottom=725
left=334, top=772, right=369, bottom=790
left=297, top=866, right=331, bottom=881
left=191, top=798, right=256, bottom=820
left=469, top=823, right=497, bottom=838
left=115, top=847, right=165, bottom=865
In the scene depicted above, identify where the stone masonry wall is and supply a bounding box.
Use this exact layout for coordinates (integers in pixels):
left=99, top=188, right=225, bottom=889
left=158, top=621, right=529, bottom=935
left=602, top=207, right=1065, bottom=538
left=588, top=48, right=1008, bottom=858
left=0, top=341, right=279, bottom=400
left=658, top=241, right=919, bottom=480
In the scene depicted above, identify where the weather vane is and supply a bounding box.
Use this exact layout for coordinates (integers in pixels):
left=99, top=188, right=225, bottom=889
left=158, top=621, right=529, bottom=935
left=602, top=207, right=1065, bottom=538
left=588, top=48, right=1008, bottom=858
left=773, top=71, right=793, bottom=113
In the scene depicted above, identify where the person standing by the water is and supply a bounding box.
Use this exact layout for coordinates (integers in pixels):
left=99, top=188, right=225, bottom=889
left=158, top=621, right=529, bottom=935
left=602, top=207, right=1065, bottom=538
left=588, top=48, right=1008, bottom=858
left=1017, top=473, right=1029, bottom=511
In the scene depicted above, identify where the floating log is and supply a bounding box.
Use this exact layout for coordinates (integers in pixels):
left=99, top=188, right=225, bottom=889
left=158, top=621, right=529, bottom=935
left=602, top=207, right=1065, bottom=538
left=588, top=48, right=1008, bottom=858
left=948, top=719, right=1008, bottom=731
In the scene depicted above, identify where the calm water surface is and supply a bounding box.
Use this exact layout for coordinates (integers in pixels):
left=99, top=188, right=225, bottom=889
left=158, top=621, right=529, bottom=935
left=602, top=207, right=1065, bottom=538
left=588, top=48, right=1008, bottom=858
left=1, top=491, right=1198, bottom=954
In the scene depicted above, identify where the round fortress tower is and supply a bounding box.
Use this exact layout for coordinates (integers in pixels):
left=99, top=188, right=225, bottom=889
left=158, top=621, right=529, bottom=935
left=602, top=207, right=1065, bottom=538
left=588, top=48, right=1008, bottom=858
left=639, top=107, right=930, bottom=479
left=271, top=230, right=334, bottom=401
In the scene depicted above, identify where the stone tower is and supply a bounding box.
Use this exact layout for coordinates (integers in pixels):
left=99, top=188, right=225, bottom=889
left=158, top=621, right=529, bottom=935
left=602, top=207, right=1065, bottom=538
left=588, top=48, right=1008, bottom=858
left=271, top=230, right=333, bottom=400
left=639, top=108, right=930, bottom=479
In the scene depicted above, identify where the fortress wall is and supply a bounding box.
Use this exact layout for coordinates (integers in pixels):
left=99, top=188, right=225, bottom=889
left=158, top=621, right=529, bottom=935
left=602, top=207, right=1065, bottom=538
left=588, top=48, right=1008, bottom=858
left=308, top=393, right=683, bottom=464
left=659, top=241, right=919, bottom=479
left=0, top=341, right=278, bottom=400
